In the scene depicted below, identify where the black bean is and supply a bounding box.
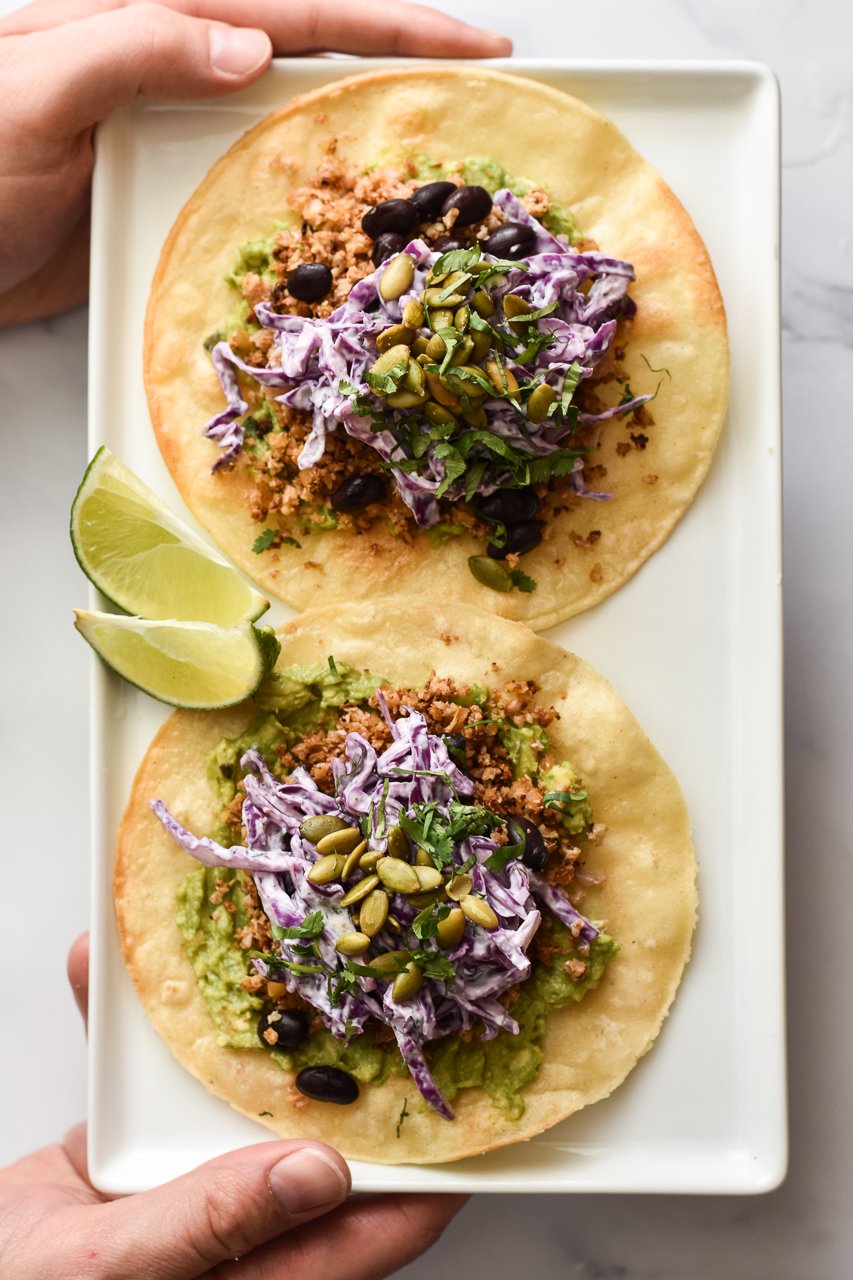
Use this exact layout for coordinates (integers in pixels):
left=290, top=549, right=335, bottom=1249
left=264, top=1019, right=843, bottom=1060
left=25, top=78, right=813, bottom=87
left=371, top=232, right=407, bottom=266
left=481, top=221, right=537, bottom=261
left=296, top=1065, right=359, bottom=1105
left=432, top=235, right=467, bottom=253
left=410, top=181, right=457, bottom=221
left=330, top=473, right=388, bottom=513
left=440, top=185, right=493, bottom=227
left=486, top=520, right=542, bottom=559
left=362, top=198, right=419, bottom=240
left=475, top=487, right=539, bottom=525
left=257, top=1009, right=309, bottom=1050
left=286, top=263, right=333, bottom=303
left=508, top=816, right=549, bottom=873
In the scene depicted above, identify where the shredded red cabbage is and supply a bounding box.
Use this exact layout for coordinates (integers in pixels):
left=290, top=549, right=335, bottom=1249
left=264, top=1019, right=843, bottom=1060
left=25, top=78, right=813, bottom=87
left=153, top=700, right=598, bottom=1118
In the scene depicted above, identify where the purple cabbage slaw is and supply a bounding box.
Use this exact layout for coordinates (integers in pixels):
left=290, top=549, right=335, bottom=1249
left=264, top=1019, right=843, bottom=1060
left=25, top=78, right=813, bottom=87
left=152, top=695, right=600, bottom=1119
left=202, top=190, right=650, bottom=523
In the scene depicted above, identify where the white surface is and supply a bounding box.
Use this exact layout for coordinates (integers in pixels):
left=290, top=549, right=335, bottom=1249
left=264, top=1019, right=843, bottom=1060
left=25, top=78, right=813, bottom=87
left=1, top=0, right=850, bottom=1276
left=85, top=57, right=783, bottom=1198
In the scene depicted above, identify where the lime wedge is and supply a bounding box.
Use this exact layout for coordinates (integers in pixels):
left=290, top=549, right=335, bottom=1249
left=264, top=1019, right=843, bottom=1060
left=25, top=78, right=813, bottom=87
left=71, top=448, right=268, bottom=626
left=74, top=611, right=280, bottom=709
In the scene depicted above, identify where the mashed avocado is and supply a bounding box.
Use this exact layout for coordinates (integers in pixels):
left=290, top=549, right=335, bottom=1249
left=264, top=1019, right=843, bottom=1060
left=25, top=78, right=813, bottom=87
left=412, top=153, right=577, bottom=242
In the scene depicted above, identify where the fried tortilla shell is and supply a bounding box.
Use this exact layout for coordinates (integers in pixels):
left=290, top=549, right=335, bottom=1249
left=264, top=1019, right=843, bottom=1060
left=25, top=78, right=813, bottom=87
left=145, top=66, right=728, bottom=631
left=115, top=601, right=696, bottom=1163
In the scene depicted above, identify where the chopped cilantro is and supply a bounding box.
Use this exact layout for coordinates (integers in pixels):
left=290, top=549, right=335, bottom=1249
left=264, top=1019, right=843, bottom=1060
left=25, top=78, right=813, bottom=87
left=509, top=568, right=537, bottom=593
left=396, top=1097, right=409, bottom=1139
left=258, top=1110, right=273, bottom=1118
left=271, top=911, right=324, bottom=942
left=252, top=528, right=278, bottom=554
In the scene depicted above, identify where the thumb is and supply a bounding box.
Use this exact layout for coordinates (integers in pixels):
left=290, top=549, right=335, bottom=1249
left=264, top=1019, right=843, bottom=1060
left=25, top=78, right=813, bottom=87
left=83, top=1140, right=350, bottom=1278
left=18, top=5, right=272, bottom=139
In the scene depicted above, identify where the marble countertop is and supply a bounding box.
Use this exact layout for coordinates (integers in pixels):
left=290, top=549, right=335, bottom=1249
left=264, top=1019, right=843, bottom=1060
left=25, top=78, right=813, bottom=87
left=1, top=1, right=850, bottom=1276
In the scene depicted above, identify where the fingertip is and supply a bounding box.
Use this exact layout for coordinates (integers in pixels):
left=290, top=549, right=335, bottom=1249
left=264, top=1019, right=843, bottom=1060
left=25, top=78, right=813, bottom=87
left=209, top=25, right=273, bottom=80
left=67, top=932, right=90, bottom=1025
left=268, top=1141, right=350, bottom=1214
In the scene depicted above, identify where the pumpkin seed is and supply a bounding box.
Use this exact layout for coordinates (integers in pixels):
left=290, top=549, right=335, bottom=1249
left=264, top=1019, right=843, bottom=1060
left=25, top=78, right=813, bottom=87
left=341, top=840, right=368, bottom=881
left=428, top=307, right=454, bottom=332
left=376, top=324, right=414, bottom=353
left=386, top=914, right=403, bottom=934
left=468, top=555, right=513, bottom=592
left=424, top=401, right=458, bottom=428
left=472, top=289, right=494, bottom=318
left=386, top=825, right=410, bottom=859
left=409, top=890, right=441, bottom=909
left=376, top=857, right=421, bottom=895
left=368, top=949, right=410, bottom=977
left=359, top=848, right=382, bottom=872
left=402, top=358, right=425, bottom=395
left=425, top=333, right=448, bottom=361
left=446, top=872, right=473, bottom=901
left=387, top=388, right=427, bottom=409
left=299, top=814, right=348, bottom=844
left=358, top=888, right=390, bottom=937
left=436, top=908, right=466, bottom=950
left=425, top=371, right=461, bottom=409
left=460, top=894, right=499, bottom=930
left=448, top=335, right=475, bottom=368
left=527, top=382, right=557, bottom=423
left=379, top=253, right=415, bottom=301
left=392, top=961, right=424, bottom=1003
left=485, top=359, right=519, bottom=398
left=414, top=847, right=434, bottom=867
left=442, top=365, right=489, bottom=398
left=335, top=931, right=371, bottom=956
left=266, top=980, right=288, bottom=1000
left=306, top=853, right=345, bottom=885
left=402, top=298, right=425, bottom=329
left=461, top=404, right=488, bottom=429
left=315, top=826, right=363, bottom=857
left=412, top=335, right=430, bottom=357
left=370, top=343, right=412, bottom=386
left=339, top=873, right=380, bottom=907
left=503, top=294, right=533, bottom=320
left=425, top=286, right=466, bottom=309
left=453, top=304, right=470, bottom=331
left=469, top=329, right=492, bottom=363
left=415, top=865, right=443, bottom=891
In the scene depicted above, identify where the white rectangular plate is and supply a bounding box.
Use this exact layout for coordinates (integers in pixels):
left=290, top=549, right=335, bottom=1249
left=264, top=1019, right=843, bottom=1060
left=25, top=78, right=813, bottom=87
left=87, top=58, right=783, bottom=1195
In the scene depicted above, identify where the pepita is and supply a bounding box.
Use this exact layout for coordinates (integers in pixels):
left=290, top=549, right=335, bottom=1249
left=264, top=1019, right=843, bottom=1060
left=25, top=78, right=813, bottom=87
left=306, top=853, right=345, bottom=885
left=425, top=286, right=466, bottom=308
left=425, top=333, right=448, bottom=361
left=402, top=298, right=425, bottom=329
left=468, top=555, right=513, bottom=592
left=392, top=961, right=424, bottom=1003
left=386, top=825, right=410, bottom=859
left=448, top=336, right=475, bottom=368
left=402, top=359, right=425, bottom=396
left=503, top=294, right=534, bottom=320
left=376, top=857, right=421, bottom=895
left=460, top=894, right=499, bottom=930
left=453, top=304, right=470, bottom=331
left=379, top=253, right=415, bottom=301
left=370, top=343, right=412, bottom=387
left=424, top=401, right=458, bottom=428
left=472, top=289, right=494, bottom=318
left=446, top=873, right=473, bottom=901
left=414, top=847, right=434, bottom=867
left=315, top=826, right=363, bottom=857
left=339, top=873, right=380, bottom=907
left=443, top=365, right=489, bottom=398
left=425, top=371, right=461, bottom=409
left=415, top=865, right=443, bottom=891
left=412, top=335, right=430, bottom=357
left=485, top=359, right=520, bottom=398
left=358, top=888, right=390, bottom=937
left=469, top=329, right=492, bottom=363
left=409, top=890, right=440, bottom=909
left=428, top=307, right=454, bottom=332
left=367, top=949, right=410, bottom=977
left=526, top=382, right=557, bottom=423
left=436, top=908, right=466, bottom=950
left=359, top=848, right=382, bottom=872
left=341, top=840, right=368, bottom=881
left=387, top=388, right=427, bottom=409
left=375, top=324, right=415, bottom=353
left=335, top=931, right=371, bottom=956
left=386, top=914, right=403, bottom=934
left=461, top=404, right=488, bottom=429
left=299, top=814, right=348, bottom=844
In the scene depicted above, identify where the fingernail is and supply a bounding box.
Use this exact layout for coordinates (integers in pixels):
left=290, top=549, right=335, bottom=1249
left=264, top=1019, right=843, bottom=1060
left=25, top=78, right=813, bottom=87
left=209, top=26, right=271, bottom=78
left=269, top=1148, right=348, bottom=1214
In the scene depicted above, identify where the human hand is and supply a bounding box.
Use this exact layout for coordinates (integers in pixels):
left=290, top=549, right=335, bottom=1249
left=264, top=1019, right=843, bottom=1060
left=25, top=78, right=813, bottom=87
left=0, top=0, right=511, bottom=325
left=0, top=934, right=467, bottom=1279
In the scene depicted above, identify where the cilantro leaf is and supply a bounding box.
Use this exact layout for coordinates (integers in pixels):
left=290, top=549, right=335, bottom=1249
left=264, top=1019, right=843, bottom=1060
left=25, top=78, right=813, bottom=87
left=252, top=528, right=277, bottom=553
left=396, top=1097, right=409, bottom=1139
left=484, top=840, right=525, bottom=873
left=271, top=910, right=324, bottom=942
left=509, top=568, right=537, bottom=593
left=412, top=901, right=451, bottom=940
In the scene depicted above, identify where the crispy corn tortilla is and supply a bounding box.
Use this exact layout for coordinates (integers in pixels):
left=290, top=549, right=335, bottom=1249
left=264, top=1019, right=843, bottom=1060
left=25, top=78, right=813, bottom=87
left=145, top=66, right=728, bottom=631
left=116, top=601, right=696, bottom=1163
